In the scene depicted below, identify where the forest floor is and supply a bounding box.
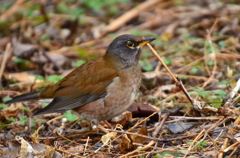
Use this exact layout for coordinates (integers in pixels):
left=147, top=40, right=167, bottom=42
left=0, top=0, right=240, bottom=157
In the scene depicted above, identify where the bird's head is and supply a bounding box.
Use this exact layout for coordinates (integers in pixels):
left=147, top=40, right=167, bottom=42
left=104, top=34, right=156, bottom=69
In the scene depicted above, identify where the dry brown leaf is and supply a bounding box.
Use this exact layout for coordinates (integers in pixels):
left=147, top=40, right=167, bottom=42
left=119, top=132, right=134, bottom=153
left=12, top=37, right=38, bottom=58
left=132, top=126, right=149, bottom=144
left=101, top=131, right=117, bottom=144
left=8, top=72, right=37, bottom=83
left=127, top=103, right=159, bottom=122
left=111, top=111, right=132, bottom=127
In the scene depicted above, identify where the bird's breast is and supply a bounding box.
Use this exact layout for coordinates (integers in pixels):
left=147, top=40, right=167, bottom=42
left=73, top=65, right=142, bottom=123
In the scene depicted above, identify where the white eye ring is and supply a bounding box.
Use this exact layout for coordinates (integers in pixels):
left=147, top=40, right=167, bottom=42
left=126, top=41, right=134, bottom=47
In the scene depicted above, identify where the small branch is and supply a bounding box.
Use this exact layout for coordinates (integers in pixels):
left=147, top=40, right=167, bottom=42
left=184, top=129, right=205, bottom=158
left=120, top=140, right=155, bottom=158
left=218, top=138, right=228, bottom=158
left=152, top=113, right=168, bottom=138
left=147, top=43, right=178, bottom=83
left=147, top=43, right=194, bottom=106
left=0, top=0, right=25, bottom=20
left=0, top=43, right=12, bottom=88
left=55, top=148, right=84, bottom=158
left=39, top=47, right=62, bottom=71
left=103, top=0, right=164, bottom=33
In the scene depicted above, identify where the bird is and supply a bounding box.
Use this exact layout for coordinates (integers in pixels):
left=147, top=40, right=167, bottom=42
left=6, top=34, right=156, bottom=124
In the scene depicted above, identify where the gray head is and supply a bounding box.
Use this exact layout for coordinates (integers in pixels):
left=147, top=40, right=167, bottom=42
left=104, top=34, right=156, bottom=69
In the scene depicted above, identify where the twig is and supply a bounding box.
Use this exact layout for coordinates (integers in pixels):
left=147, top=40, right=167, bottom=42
left=56, top=131, right=82, bottom=146
left=147, top=43, right=194, bottom=106
left=83, top=136, right=89, bottom=156
left=97, top=124, right=109, bottom=134
left=184, top=129, right=205, bottom=158
left=35, top=115, right=62, bottom=133
left=147, top=43, right=178, bottom=83
left=223, top=141, right=240, bottom=153
left=227, top=144, right=240, bottom=158
left=39, top=0, right=49, bottom=24
left=120, top=141, right=155, bottom=158
left=39, top=47, right=62, bottom=71
left=175, top=57, right=204, bottom=73
left=0, top=0, right=25, bottom=20
left=184, top=117, right=226, bottom=157
left=143, top=71, right=210, bottom=81
left=0, top=43, right=12, bottom=88
left=166, top=116, right=224, bottom=123
left=152, top=113, right=168, bottom=137
left=202, top=19, right=218, bottom=88
left=108, top=129, right=163, bottom=142
left=103, top=0, right=164, bottom=33
left=218, top=138, right=229, bottom=158
left=216, top=53, right=240, bottom=59
left=55, top=148, right=84, bottom=158
left=106, top=112, right=157, bottom=149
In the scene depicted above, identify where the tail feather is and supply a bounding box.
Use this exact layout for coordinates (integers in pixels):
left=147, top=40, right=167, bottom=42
left=5, top=91, right=40, bottom=104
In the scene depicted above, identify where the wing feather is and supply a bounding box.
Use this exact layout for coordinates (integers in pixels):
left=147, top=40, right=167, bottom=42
left=34, top=57, right=118, bottom=115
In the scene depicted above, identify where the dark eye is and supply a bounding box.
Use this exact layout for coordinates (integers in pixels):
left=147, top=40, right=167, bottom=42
left=126, top=41, right=134, bottom=47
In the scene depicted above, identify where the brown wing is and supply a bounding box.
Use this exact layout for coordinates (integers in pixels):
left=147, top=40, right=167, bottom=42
left=34, top=57, right=118, bottom=115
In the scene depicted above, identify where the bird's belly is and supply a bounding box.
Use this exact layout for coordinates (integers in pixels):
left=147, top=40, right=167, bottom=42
left=73, top=76, right=140, bottom=124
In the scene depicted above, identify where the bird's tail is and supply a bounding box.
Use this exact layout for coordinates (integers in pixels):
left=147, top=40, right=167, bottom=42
left=5, top=91, right=40, bottom=104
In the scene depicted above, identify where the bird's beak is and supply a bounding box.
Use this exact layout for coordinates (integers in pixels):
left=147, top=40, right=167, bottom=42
left=138, top=37, right=156, bottom=47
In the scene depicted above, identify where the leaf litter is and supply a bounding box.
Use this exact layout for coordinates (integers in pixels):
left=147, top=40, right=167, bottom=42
left=0, top=0, right=240, bottom=157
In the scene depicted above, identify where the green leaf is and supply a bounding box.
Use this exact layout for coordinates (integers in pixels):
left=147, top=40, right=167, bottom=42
left=39, top=34, right=50, bottom=41
left=193, top=87, right=209, bottom=98
left=75, top=60, right=86, bottom=67
left=130, top=29, right=157, bottom=37
left=47, top=75, right=64, bottom=84
left=6, top=117, right=16, bottom=122
left=0, top=103, right=8, bottom=109
left=212, top=90, right=227, bottom=98
left=70, top=8, right=84, bottom=16
left=177, top=76, right=188, bottom=80
left=205, top=42, right=220, bottom=54
left=42, top=103, right=49, bottom=107
left=0, top=123, right=11, bottom=129
left=163, top=58, right=171, bottom=65
left=210, top=99, right=222, bottom=108
left=187, top=141, right=192, bottom=144
left=13, top=58, right=29, bottom=64
left=139, top=59, right=153, bottom=71
left=30, top=74, right=45, bottom=80
left=63, top=110, right=78, bottom=122
left=3, top=97, right=12, bottom=102
left=218, top=40, right=226, bottom=48
left=207, top=61, right=214, bottom=66
left=219, top=81, right=230, bottom=86
left=35, top=119, right=46, bottom=124
left=195, top=140, right=207, bottom=149
left=19, top=116, right=28, bottom=125
left=57, top=4, right=69, bottom=13
left=18, top=107, right=30, bottom=112
left=190, top=67, right=198, bottom=74
left=154, top=151, right=181, bottom=158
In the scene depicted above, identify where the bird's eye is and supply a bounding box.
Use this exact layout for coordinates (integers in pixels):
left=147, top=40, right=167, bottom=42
left=126, top=41, right=134, bottom=47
